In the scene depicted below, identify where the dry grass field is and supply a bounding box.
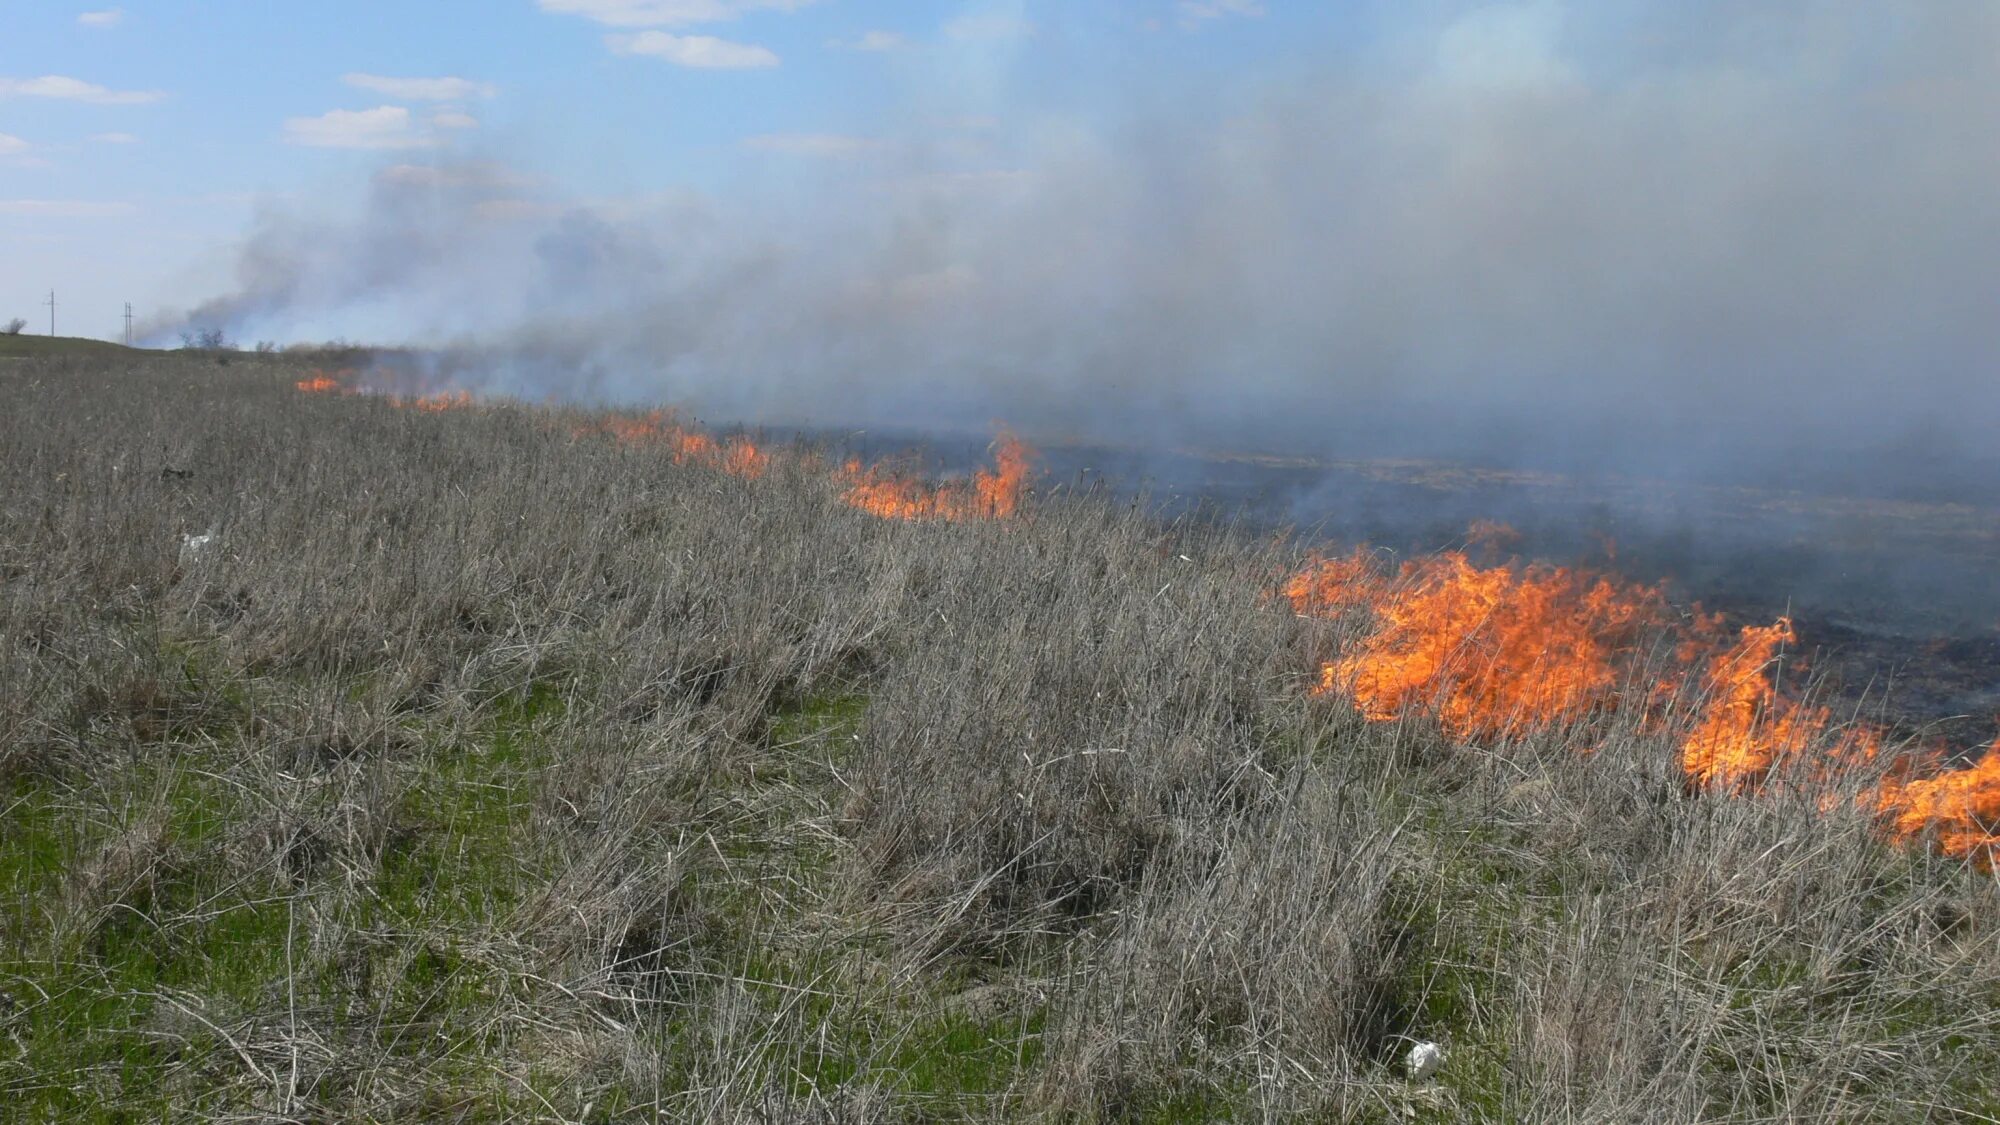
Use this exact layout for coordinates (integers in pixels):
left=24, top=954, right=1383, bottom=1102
left=2, top=353, right=1998, bottom=1122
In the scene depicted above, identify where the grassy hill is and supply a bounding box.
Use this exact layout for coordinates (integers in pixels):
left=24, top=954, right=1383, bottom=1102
left=0, top=333, right=160, bottom=360
left=1, top=353, right=1996, bottom=1122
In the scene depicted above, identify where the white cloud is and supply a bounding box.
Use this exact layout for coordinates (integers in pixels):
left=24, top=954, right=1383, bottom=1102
left=742, top=133, right=886, bottom=157
left=538, top=0, right=814, bottom=27
left=77, top=9, right=123, bottom=28
left=0, top=199, right=136, bottom=218
left=283, top=106, right=435, bottom=150
left=606, top=31, right=779, bottom=68
left=89, top=131, right=139, bottom=143
left=944, top=12, right=1034, bottom=42
left=0, top=75, right=164, bottom=105
left=0, top=133, right=26, bottom=155
left=829, top=30, right=907, bottom=51
left=343, top=74, right=498, bottom=102
left=1177, top=0, right=1263, bottom=27
left=431, top=111, right=480, bottom=130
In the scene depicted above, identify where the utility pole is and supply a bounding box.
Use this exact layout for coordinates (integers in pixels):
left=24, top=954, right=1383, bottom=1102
left=43, top=290, right=55, bottom=337
left=123, top=303, right=133, bottom=347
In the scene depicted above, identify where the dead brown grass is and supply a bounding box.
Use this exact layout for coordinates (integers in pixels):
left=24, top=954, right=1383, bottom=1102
left=0, top=353, right=1996, bottom=1122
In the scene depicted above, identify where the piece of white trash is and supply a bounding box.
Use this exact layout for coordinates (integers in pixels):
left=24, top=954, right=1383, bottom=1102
left=179, top=532, right=216, bottom=566
left=1405, top=1040, right=1443, bottom=1081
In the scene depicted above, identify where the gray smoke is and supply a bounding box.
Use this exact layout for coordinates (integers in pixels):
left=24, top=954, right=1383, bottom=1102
left=161, top=0, right=2000, bottom=490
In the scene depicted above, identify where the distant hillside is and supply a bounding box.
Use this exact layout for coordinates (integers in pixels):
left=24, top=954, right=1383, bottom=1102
left=0, top=334, right=155, bottom=359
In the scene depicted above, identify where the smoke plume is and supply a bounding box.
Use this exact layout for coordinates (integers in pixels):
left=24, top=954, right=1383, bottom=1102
left=162, top=1, right=2000, bottom=490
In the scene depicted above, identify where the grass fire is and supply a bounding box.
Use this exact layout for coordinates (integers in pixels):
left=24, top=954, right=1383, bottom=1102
left=14, top=4, right=2000, bottom=1115
left=3, top=351, right=1996, bottom=1121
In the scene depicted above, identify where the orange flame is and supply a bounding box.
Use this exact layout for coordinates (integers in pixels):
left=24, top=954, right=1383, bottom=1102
left=1281, top=532, right=2000, bottom=865
left=840, top=431, right=1034, bottom=522
left=1679, top=618, right=1883, bottom=790
left=292, top=369, right=475, bottom=411
left=294, top=371, right=356, bottom=395
left=573, top=409, right=770, bottom=478
left=1876, top=742, right=2000, bottom=863
left=295, top=379, right=1030, bottom=517
left=285, top=385, right=2000, bottom=863
left=1287, top=549, right=1667, bottom=740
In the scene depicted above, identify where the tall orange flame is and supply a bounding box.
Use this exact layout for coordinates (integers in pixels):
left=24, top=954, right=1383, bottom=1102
left=1678, top=619, right=1878, bottom=789
left=1285, top=531, right=2000, bottom=866
left=1287, top=550, right=1667, bottom=740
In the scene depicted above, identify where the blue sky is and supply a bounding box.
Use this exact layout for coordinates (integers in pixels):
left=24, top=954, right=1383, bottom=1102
left=2, top=0, right=1349, bottom=340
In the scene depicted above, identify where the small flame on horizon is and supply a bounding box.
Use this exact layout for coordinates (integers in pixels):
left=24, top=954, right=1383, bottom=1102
left=573, top=408, right=772, bottom=478
left=294, top=368, right=1034, bottom=522
left=839, top=431, right=1034, bottom=522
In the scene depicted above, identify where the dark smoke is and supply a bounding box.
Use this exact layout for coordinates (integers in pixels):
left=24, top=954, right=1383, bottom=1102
left=161, top=1, right=2000, bottom=495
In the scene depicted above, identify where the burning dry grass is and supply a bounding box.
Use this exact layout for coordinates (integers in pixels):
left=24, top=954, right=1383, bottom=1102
left=304, top=366, right=1028, bottom=522
left=572, top=407, right=773, bottom=478
left=838, top=431, right=1034, bottom=522
left=1285, top=543, right=2000, bottom=865
left=1, top=354, right=1997, bottom=1121
left=1284, top=549, right=1669, bottom=739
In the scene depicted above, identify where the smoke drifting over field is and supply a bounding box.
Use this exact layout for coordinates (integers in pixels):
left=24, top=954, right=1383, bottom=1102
left=167, top=2, right=2000, bottom=486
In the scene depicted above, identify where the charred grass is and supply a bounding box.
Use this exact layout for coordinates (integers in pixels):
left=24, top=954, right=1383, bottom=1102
left=1, top=355, right=1997, bottom=1122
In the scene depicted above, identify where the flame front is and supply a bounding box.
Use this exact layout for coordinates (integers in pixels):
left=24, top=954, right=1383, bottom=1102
left=577, top=409, right=770, bottom=479
left=1285, top=535, right=1998, bottom=865
left=1876, top=743, right=2000, bottom=861
left=290, top=374, right=1036, bottom=516
left=294, top=372, right=355, bottom=395
left=283, top=365, right=2000, bottom=866
left=1676, top=619, right=1879, bottom=789
left=1287, top=551, right=1665, bottom=740
left=292, top=369, right=472, bottom=411
left=840, top=431, right=1033, bottom=522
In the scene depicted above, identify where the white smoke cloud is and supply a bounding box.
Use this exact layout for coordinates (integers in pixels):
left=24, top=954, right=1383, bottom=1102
left=169, top=0, right=2000, bottom=480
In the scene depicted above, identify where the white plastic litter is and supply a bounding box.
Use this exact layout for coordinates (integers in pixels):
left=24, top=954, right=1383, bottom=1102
left=178, top=531, right=216, bottom=566
left=1405, top=1040, right=1443, bottom=1081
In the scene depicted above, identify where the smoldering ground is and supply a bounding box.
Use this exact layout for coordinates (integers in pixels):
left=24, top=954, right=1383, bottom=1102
left=161, top=1, right=2000, bottom=495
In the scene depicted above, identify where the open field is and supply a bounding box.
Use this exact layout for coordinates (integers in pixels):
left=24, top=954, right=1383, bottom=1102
left=3, top=354, right=1998, bottom=1122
